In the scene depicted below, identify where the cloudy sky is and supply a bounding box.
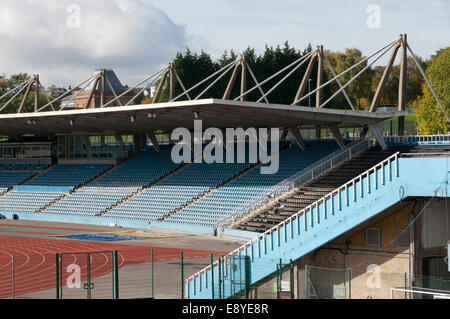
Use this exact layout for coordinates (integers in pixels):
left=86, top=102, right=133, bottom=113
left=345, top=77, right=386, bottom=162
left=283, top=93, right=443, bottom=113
left=0, top=0, right=448, bottom=87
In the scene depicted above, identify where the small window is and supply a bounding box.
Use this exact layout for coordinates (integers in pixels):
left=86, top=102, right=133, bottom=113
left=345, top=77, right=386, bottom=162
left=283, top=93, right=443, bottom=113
left=395, top=228, right=410, bottom=248
left=366, top=228, right=381, bottom=246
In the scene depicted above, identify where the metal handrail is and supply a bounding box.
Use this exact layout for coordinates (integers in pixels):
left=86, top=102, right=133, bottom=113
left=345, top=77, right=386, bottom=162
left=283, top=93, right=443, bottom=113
left=215, top=138, right=374, bottom=230
left=386, top=134, right=450, bottom=144
left=187, top=151, right=399, bottom=285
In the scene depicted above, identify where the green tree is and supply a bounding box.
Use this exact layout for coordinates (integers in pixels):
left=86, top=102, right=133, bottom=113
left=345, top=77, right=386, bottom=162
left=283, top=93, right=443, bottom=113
left=370, top=56, right=425, bottom=108
left=324, top=48, right=373, bottom=110
left=414, top=47, right=450, bottom=134
left=0, top=73, right=59, bottom=113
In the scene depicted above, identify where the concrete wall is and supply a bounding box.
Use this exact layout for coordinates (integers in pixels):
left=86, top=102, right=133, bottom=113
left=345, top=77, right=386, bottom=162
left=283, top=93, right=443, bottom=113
left=293, top=203, right=413, bottom=299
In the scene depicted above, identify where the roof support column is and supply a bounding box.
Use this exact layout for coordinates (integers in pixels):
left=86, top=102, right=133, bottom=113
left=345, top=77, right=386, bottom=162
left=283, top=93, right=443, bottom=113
left=398, top=34, right=407, bottom=136
left=100, top=69, right=106, bottom=107
left=115, top=134, right=124, bottom=147
left=368, top=120, right=387, bottom=150
left=17, top=79, right=34, bottom=114
left=34, top=74, right=40, bottom=112
left=328, top=125, right=345, bottom=149
left=315, top=46, right=324, bottom=140
left=147, top=131, right=160, bottom=153
left=289, top=126, right=306, bottom=150
left=369, top=42, right=401, bottom=113
left=152, top=67, right=170, bottom=104
left=316, top=45, right=324, bottom=109
left=280, top=128, right=289, bottom=141
left=169, top=63, right=175, bottom=101
left=133, top=133, right=143, bottom=155
left=360, top=125, right=369, bottom=139
left=84, top=74, right=101, bottom=109
left=293, top=52, right=317, bottom=105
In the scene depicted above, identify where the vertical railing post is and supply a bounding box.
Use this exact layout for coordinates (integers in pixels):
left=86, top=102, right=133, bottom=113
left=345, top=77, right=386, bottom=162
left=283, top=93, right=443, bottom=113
left=56, top=253, right=60, bottom=300
left=290, top=259, right=294, bottom=300
left=218, top=257, right=222, bottom=299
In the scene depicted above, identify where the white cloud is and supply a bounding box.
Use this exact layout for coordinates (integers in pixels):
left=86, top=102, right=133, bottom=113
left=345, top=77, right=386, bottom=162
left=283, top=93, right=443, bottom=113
left=0, top=0, right=189, bottom=87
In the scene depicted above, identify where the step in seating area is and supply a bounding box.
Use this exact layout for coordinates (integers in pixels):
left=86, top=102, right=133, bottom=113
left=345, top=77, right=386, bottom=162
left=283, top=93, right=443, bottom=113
left=0, top=189, right=65, bottom=213
left=162, top=140, right=340, bottom=228
left=235, top=145, right=406, bottom=232
left=0, top=160, right=51, bottom=171
left=0, top=171, right=36, bottom=190
left=43, top=187, right=138, bottom=217
left=104, top=149, right=255, bottom=221
left=24, top=164, right=112, bottom=188
left=0, top=164, right=112, bottom=215
left=42, top=147, right=182, bottom=217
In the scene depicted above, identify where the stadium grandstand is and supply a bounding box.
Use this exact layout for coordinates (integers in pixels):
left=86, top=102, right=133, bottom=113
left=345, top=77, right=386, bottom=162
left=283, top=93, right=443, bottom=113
left=0, top=34, right=449, bottom=299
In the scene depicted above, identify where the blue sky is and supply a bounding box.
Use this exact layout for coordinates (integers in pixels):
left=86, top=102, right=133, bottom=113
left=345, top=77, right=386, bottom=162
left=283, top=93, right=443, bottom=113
left=0, top=0, right=448, bottom=86
left=149, top=0, right=449, bottom=57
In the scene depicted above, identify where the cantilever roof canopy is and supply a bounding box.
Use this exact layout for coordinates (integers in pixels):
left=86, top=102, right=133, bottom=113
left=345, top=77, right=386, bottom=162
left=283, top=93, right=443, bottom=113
left=0, top=99, right=409, bottom=137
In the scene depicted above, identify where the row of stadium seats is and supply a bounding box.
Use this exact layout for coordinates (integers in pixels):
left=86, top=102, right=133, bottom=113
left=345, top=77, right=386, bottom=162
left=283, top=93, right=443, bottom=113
left=0, top=163, right=51, bottom=171
left=0, top=164, right=113, bottom=213
left=42, top=147, right=182, bottom=216
left=0, top=189, right=65, bottom=213
left=105, top=160, right=254, bottom=221
left=0, top=171, right=36, bottom=189
left=0, top=140, right=339, bottom=230
left=43, top=143, right=265, bottom=220
left=25, top=164, right=112, bottom=188
left=161, top=140, right=340, bottom=227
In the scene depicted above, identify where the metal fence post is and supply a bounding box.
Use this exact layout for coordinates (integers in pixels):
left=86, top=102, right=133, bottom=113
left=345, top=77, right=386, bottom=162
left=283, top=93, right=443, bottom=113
left=87, top=253, right=91, bottom=300
left=245, top=256, right=250, bottom=299
left=12, top=256, right=15, bottom=300
left=56, top=253, right=60, bottom=299
left=211, top=254, right=215, bottom=300
left=113, top=250, right=119, bottom=299
left=348, top=268, right=352, bottom=299
left=305, top=265, right=309, bottom=299
left=151, top=248, right=154, bottom=299
left=180, top=251, right=184, bottom=299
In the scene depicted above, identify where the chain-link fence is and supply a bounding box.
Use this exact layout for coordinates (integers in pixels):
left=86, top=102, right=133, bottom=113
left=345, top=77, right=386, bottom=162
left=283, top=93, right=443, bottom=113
left=346, top=269, right=408, bottom=299
left=390, top=287, right=450, bottom=299
left=0, top=253, right=57, bottom=299
left=0, top=248, right=213, bottom=299
left=246, top=258, right=295, bottom=299
left=301, top=265, right=352, bottom=299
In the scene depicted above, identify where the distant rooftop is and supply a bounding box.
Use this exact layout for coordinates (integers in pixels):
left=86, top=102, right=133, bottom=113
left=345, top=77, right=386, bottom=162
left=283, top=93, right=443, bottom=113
left=89, top=69, right=124, bottom=91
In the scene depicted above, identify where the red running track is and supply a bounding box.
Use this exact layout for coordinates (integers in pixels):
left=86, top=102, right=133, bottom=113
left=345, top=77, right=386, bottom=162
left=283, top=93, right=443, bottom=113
left=0, top=234, right=226, bottom=298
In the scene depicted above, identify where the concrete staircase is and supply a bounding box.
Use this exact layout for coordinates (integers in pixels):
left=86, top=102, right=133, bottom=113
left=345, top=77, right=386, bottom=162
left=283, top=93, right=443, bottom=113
left=234, top=146, right=398, bottom=233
